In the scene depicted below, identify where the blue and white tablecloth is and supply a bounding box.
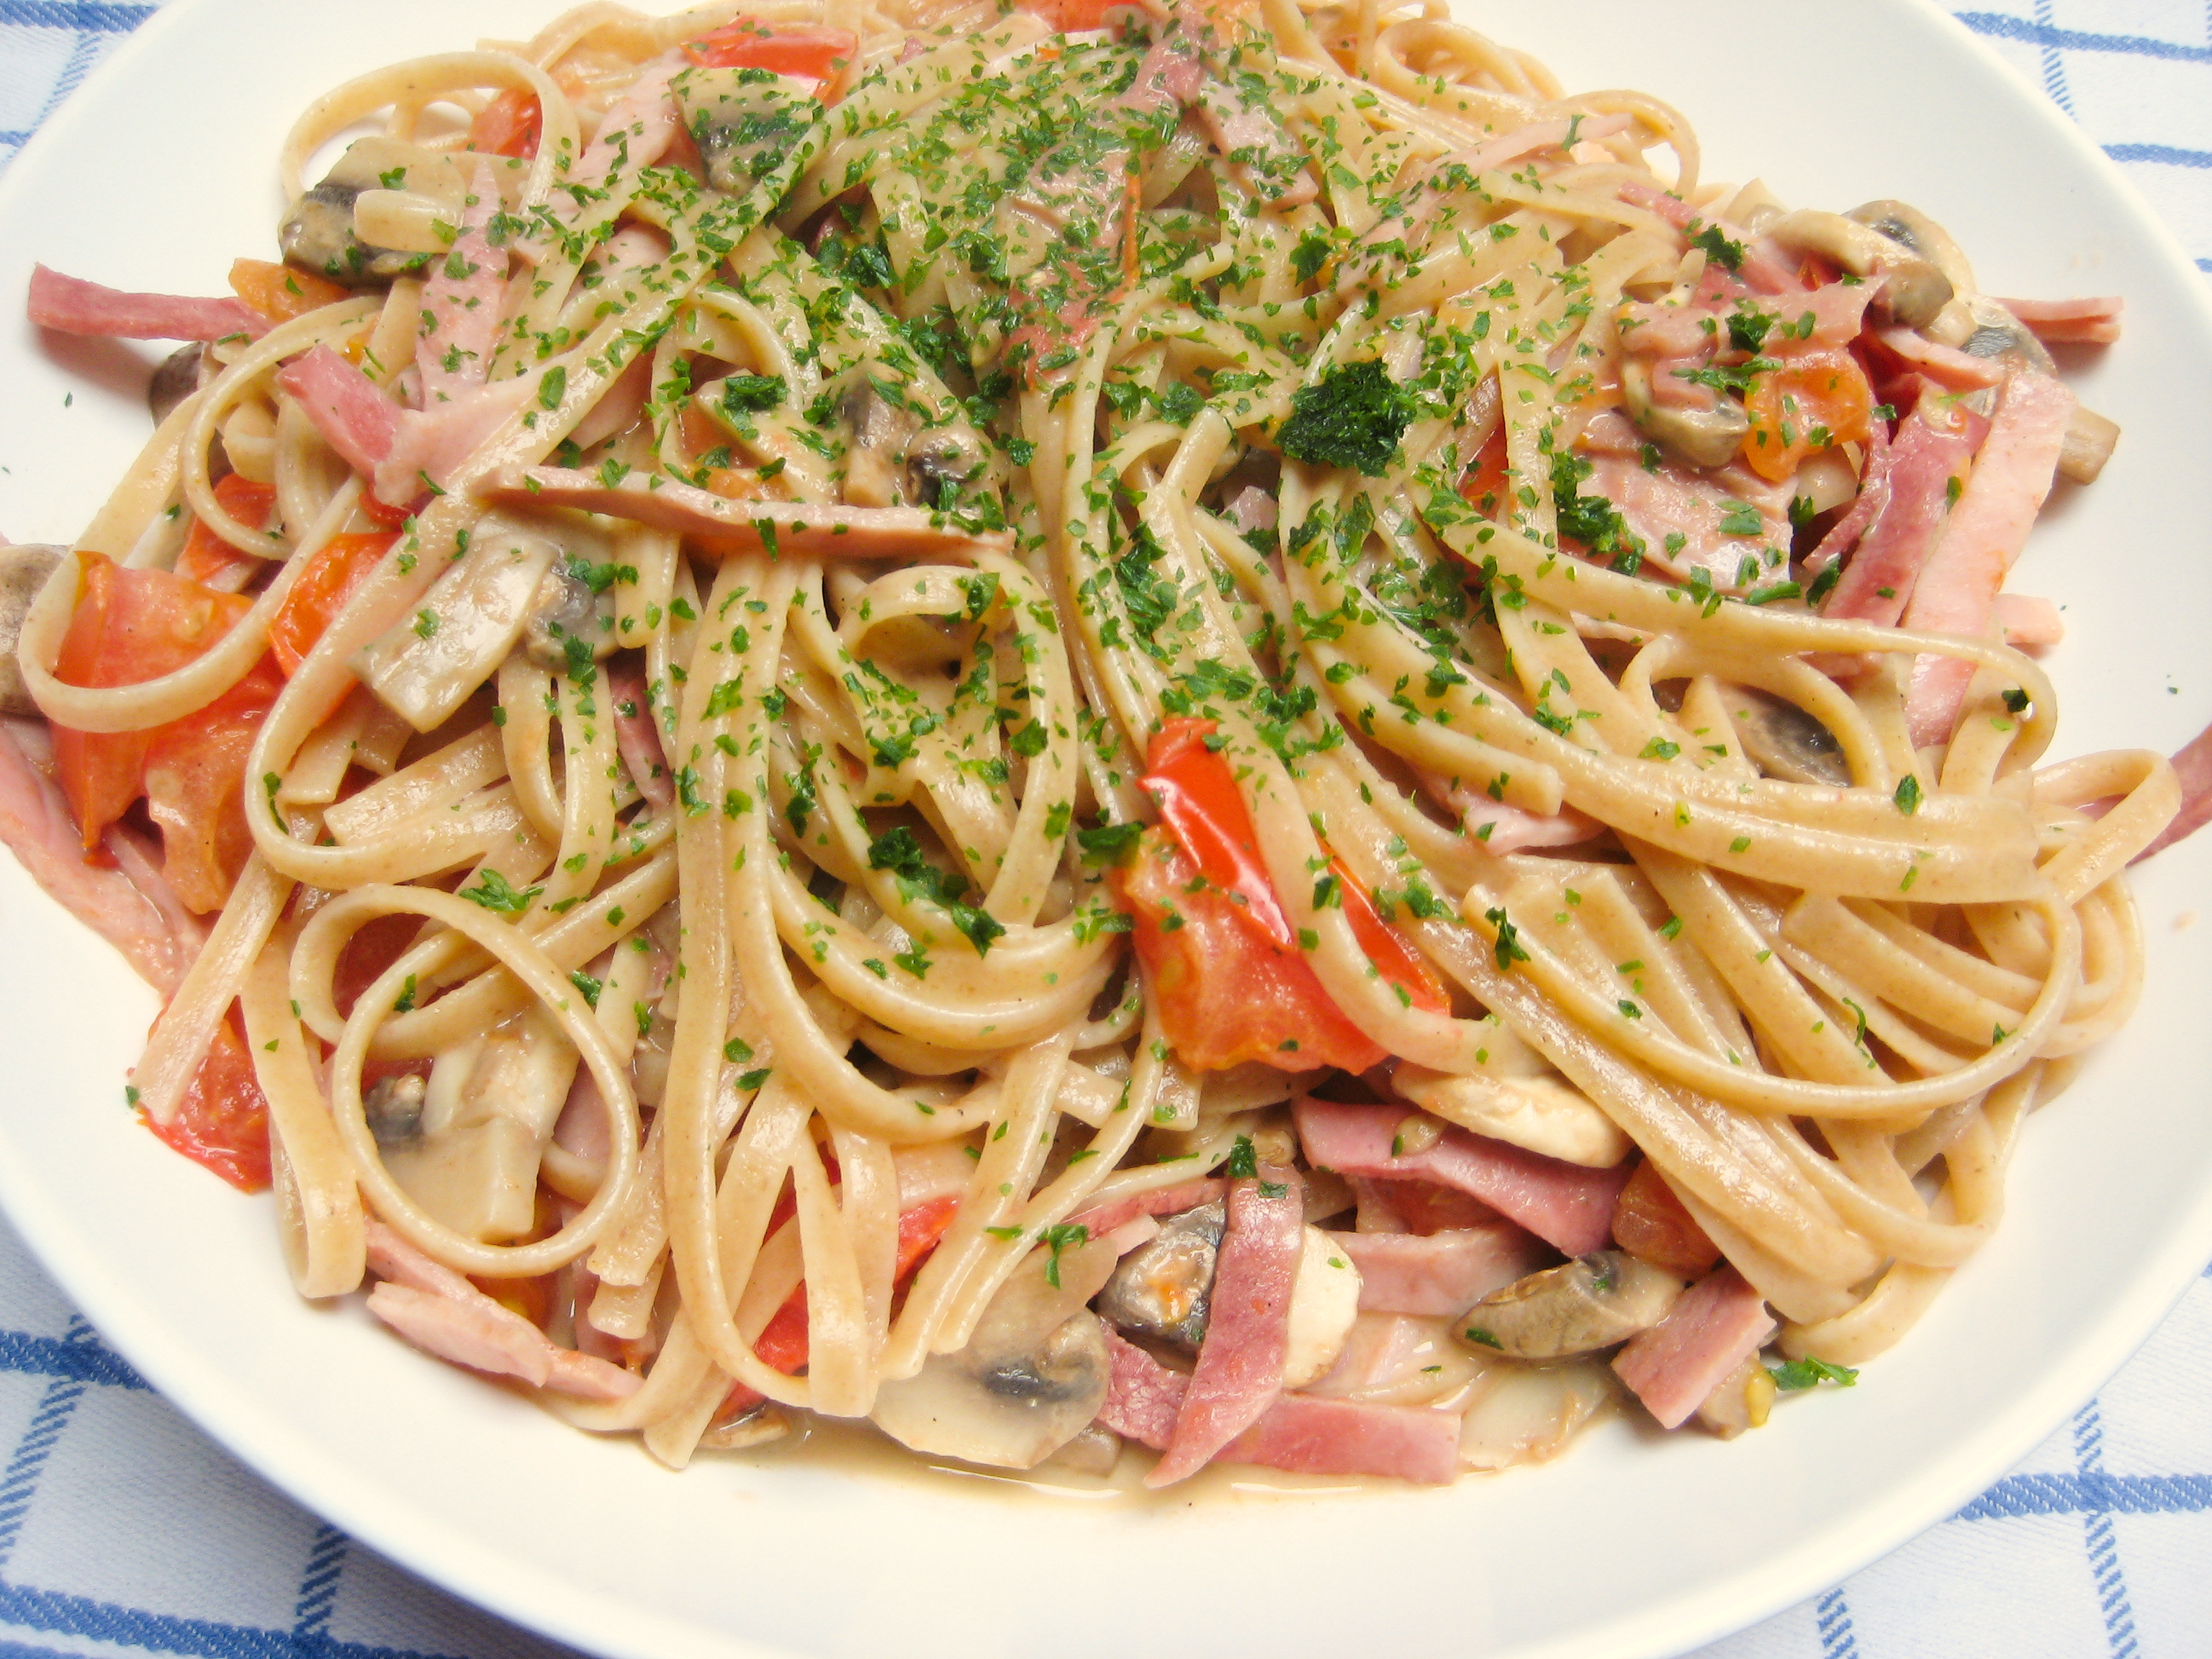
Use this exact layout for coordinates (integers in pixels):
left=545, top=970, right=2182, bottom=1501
left=1, top=2, right=2208, bottom=1655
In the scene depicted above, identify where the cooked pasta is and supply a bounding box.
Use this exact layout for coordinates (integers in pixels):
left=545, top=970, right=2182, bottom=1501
left=1, top=0, right=2185, bottom=1485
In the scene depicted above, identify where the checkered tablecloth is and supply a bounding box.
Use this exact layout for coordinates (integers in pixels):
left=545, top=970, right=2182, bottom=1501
left=1, top=1, right=2208, bottom=1655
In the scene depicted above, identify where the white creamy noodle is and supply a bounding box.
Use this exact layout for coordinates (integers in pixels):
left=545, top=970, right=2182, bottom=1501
left=7, top=0, right=2182, bottom=1484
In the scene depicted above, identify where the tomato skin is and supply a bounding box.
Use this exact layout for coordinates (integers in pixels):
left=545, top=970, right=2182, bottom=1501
left=1610, top=1159, right=1721, bottom=1276
left=269, top=531, right=395, bottom=674
left=141, top=1016, right=271, bottom=1192
left=1117, top=718, right=1448, bottom=1073
left=680, top=19, right=856, bottom=81
left=469, top=88, right=540, bottom=158
left=228, top=258, right=350, bottom=326
left=174, top=475, right=276, bottom=590
left=51, top=552, right=279, bottom=911
left=1741, top=348, right=1873, bottom=483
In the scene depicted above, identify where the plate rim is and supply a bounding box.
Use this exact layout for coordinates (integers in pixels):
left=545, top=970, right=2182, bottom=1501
left=0, top=2, right=2208, bottom=1657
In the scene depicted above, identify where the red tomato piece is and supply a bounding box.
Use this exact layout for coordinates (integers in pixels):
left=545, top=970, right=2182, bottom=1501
left=1610, top=1159, right=1721, bottom=1276
left=141, top=652, right=283, bottom=913
left=1139, top=715, right=1295, bottom=944
left=141, top=1015, right=271, bottom=1192
left=174, top=475, right=276, bottom=590
left=1742, top=348, right=1873, bottom=483
left=1458, top=419, right=1511, bottom=518
left=469, top=88, right=540, bottom=159
left=269, top=531, right=395, bottom=674
left=680, top=19, right=857, bottom=82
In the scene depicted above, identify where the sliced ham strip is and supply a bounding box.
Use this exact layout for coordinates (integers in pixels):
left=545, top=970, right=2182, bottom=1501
left=1902, top=371, right=2075, bottom=745
left=1804, top=414, right=1892, bottom=578
left=1869, top=325, right=2004, bottom=390
left=1611, top=1265, right=1774, bottom=1429
left=373, top=378, right=533, bottom=508
left=1067, top=1176, right=1224, bottom=1238
left=28, top=264, right=268, bottom=343
left=1102, top=1328, right=1459, bottom=1484
left=1996, top=295, right=2123, bottom=346
left=1220, top=1393, right=1460, bottom=1485
left=1146, top=1168, right=1303, bottom=1488
left=2136, top=716, right=2212, bottom=863
left=276, top=346, right=403, bottom=480
left=608, top=661, right=673, bottom=809
left=364, top=1220, right=639, bottom=1401
left=1992, top=591, right=2064, bottom=654
left=1347, top=1174, right=1501, bottom=1235
left=1329, top=1226, right=1552, bottom=1317
left=1293, top=1097, right=1629, bottom=1256
left=480, top=465, right=1016, bottom=561
left=1445, top=788, right=1602, bottom=855
left=0, top=720, right=200, bottom=994
left=415, top=158, right=510, bottom=407
left=540, top=56, right=683, bottom=241
left=1820, top=397, right=1975, bottom=628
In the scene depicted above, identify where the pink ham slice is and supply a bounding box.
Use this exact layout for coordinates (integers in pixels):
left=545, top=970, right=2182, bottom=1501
left=1804, top=415, right=1892, bottom=580
left=1869, top=326, right=2004, bottom=391
left=1820, top=396, right=1977, bottom=629
left=0, top=719, right=202, bottom=994
left=1329, top=1226, right=1552, bottom=1317
left=1068, top=1176, right=1224, bottom=1239
left=1995, top=296, right=2123, bottom=346
left=1146, top=1169, right=1303, bottom=1488
left=1992, top=591, right=2064, bottom=654
left=1293, top=1097, right=1629, bottom=1256
left=28, top=264, right=268, bottom=343
left=364, top=1220, right=638, bottom=1401
left=607, top=662, right=674, bottom=809
left=275, top=346, right=403, bottom=479
left=2138, top=717, right=2212, bottom=863
left=1612, top=1265, right=1775, bottom=1429
left=373, top=378, right=534, bottom=508
left=1901, top=370, right=2075, bottom=746
left=1102, top=1329, right=1460, bottom=1485
left=415, top=158, right=510, bottom=408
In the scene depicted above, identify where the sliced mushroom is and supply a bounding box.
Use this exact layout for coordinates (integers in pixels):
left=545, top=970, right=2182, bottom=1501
left=279, top=138, right=463, bottom=289
left=1844, top=200, right=1976, bottom=298
left=1694, top=1353, right=1776, bottom=1440
left=673, top=67, right=824, bottom=198
left=837, top=379, right=922, bottom=508
left=1620, top=357, right=1749, bottom=472
left=2059, top=405, right=2121, bottom=486
left=1768, top=209, right=1953, bottom=331
left=870, top=1236, right=1116, bottom=1470
left=1095, top=1199, right=1223, bottom=1354
left=1281, top=1225, right=1362, bottom=1388
left=1457, top=1358, right=1614, bottom=1470
left=521, top=558, right=618, bottom=672
left=1457, top=1251, right=1681, bottom=1360
left=1394, top=1062, right=1631, bottom=1169
left=0, top=544, right=62, bottom=716
left=1958, top=294, right=2057, bottom=377
left=363, top=1071, right=428, bottom=1151
left=148, top=342, right=208, bottom=426
left=1040, top=1422, right=1121, bottom=1477
left=1790, top=449, right=1859, bottom=521
left=1725, top=687, right=1851, bottom=787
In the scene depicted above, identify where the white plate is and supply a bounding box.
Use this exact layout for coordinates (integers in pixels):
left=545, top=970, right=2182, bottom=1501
left=2, top=3, right=2210, bottom=1656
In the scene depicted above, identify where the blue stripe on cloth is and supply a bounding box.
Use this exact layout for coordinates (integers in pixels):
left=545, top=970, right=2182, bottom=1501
left=1954, top=10, right=2212, bottom=63
left=0, top=1322, right=95, bottom=1573
left=2107, top=142, right=2212, bottom=168
left=1815, top=1586, right=1858, bottom=1658
left=2072, top=1405, right=2141, bottom=1659
left=0, top=1578, right=476, bottom=1659
left=0, top=1326, right=146, bottom=1391
left=292, top=1524, right=350, bottom=1645
left=1958, top=1472, right=2212, bottom=1519
left=0, top=2, right=154, bottom=30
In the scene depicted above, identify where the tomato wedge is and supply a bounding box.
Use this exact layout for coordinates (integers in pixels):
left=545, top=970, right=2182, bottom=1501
left=52, top=552, right=282, bottom=911
left=468, top=87, right=540, bottom=159
left=1742, top=348, right=1874, bottom=483
left=269, top=531, right=395, bottom=674
left=1115, top=717, right=1447, bottom=1073
left=681, top=19, right=856, bottom=82
left=142, top=1015, right=271, bottom=1192
left=229, top=258, right=351, bottom=326
left=174, top=474, right=276, bottom=590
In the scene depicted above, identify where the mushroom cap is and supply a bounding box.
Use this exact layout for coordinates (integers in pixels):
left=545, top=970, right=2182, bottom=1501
left=1768, top=209, right=1953, bottom=331
left=1621, top=358, right=1750, bottom=472
left=0, top=544, right=63, bottom=717
left=1725, top=688, right=1851, bottom=788
left=1095, top=1198, right=1223, bottom=1353
left=870, top=1311, right=1111, bottom=1470
left=1458, top=1251, right=1681, bottom=1360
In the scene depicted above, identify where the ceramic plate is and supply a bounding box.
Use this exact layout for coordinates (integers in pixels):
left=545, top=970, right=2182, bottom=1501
left=1, top=3, right=2209, bottom=1656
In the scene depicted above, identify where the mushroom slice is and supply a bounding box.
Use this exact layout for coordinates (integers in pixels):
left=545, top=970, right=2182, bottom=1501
left=1844, top=200, right=1975, bottom=297
left=870, top=1236, right=1118, bottom=1470
left=1694, top=1353, right=1776, bottom=1440
left=521, top=557, right=619, bottom=671
left=1281, top=1225, right=1362, bottom=1389
left=0, top=544, right=63, bottom=716
left=1095, top=1199, right=1223, bottom=1354
left=837, top=378, right=923, bottom=508
left=2059, top=405, right=2121, bottom=487
left=279, top=138, right=464, bottom=289
left=673, top=67, right=823, bottom=198
left=1767, top=209, right=1953, bottom=330
left=1457, top=1358, right=1614, bottom=1470
left=1725, top=687, right=1851, bottom=788
left=1394, top=1061, right=1631, bottom=1169
left=1620, top=358, right=1750, bottom=472
left=1457, top=1251, right=1681, bottom=1360
left=148, top=342, right=209, bottom=426
left=1959, top=295, right=2057, bottom=377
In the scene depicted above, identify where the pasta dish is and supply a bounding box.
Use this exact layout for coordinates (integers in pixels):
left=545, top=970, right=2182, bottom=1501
left=3, top=0, right=2202, bottom=1488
